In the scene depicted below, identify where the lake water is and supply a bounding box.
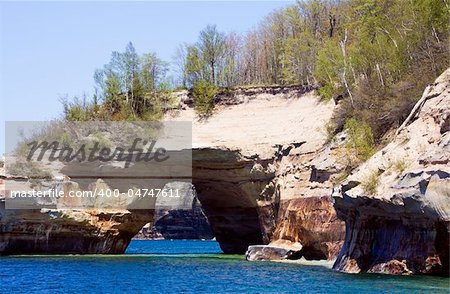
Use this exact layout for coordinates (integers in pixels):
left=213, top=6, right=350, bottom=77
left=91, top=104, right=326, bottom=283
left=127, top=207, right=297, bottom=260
left=0, top=240, right=448, bottom=293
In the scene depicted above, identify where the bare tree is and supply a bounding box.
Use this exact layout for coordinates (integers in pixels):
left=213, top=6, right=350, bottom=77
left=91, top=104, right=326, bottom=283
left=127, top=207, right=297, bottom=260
left=173, top=43, right=188, bottom=88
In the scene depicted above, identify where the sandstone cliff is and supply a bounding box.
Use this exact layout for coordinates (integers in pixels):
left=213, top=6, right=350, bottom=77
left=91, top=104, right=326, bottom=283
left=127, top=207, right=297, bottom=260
left=245, top=133, right=347, bottom=261
left=169, top=87, right=346, bottom=256
left=332, top=68, right=450, bottom=276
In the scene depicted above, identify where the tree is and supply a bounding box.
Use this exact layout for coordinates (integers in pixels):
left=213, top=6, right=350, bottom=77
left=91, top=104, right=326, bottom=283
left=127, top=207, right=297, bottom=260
left=122, top=42, right=141, bottom=108
left=103, top=70, right=122, bottom=112
left=221, top=32, right=242, bottom=87
left=192, top=79, right=218, bottom=116
left=66, top=42, right=170, bottom=121
left=185, top=45, right=205, bottom=86
left=198, top=25, right=226, bottom=85
left=141, top=52, right=169, bottom=93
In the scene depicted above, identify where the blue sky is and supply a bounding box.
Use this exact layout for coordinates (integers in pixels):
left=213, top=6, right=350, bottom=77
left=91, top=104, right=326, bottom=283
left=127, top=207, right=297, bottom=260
left=0, top=1, right=294, bottom=155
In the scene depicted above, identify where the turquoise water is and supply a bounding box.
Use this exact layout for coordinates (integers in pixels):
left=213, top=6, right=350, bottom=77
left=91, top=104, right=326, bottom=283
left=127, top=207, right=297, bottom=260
left=0, top=240, right=448, bottom=293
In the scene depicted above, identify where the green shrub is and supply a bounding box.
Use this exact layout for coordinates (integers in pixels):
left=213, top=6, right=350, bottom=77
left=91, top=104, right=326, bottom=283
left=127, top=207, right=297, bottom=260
left=8, top=161, right=53, bottom=186
left=393, top=159, right=407, bottom=174
left=324, top=121, right=337, bottom=143
left=318, top=83, right=335, bottom=102
left=192, top=79, right=218, bottom=116
left=140, top=109, right=163, bottom=121
left=361, top=171, right=379, bottom=196
left=344, top=118, right=375, bottom=162
left=66, top=105, right=90, bottom=121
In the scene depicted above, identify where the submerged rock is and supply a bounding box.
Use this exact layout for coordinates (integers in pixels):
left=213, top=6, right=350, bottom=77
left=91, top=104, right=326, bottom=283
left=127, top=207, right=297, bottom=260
left=333, top=68, right=450, bottom=276
left=246, top=240, right=303, bottom=261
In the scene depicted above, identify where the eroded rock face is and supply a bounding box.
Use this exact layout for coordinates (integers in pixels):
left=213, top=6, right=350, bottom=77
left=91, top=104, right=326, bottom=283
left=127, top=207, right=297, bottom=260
left=193, top=144, right=344, bottom=260
left=190, top=133, right=347, bottom=256
left=0, top=207, right=150, bottom=255
left=244, top=137, right=347, bottom=261
left=333, top=68, right=450, bottom=276
left=173, top=85, right=315, bottom=109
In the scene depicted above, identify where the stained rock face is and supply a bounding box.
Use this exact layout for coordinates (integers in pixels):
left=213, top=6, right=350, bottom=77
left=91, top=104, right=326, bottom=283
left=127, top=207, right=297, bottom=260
left=194, top=144, right=347, bottom=256
left=273, top=196, right=345, bottom=260
left=245, top=196, right=345, bottom=261
left=189, top=139, right=348, bottom=257
left=245, top=136, right=347, bottom=261
left=333, top=68, right=450, bottom=276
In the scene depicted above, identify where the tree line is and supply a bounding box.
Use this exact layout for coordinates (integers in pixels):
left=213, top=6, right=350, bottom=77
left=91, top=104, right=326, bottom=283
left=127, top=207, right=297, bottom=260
left=177, top=0, right=448, bottom=88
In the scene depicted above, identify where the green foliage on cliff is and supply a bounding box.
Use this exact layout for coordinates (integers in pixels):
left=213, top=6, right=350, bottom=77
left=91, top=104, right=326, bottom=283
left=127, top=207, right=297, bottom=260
left=344, top=118, right=375, bottom=162
left=361, top=170, right=380, bottom=196
left=315, top=0, right=449, bottom=141
left=8, top=160, right=53, bottom=186
left=192, top=79, right=218, bottom=116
